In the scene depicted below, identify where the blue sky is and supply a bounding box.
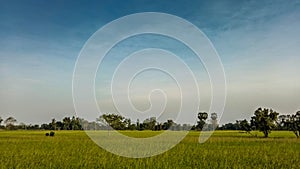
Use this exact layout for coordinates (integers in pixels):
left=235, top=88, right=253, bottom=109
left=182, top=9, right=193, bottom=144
left=0, top=0, right=300, bottom=124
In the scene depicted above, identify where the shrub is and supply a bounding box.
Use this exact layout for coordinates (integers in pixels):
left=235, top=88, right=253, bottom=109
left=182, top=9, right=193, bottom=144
left=45, top=133, right=49, bottom=136
left=49, top=131, right=55, bottom=137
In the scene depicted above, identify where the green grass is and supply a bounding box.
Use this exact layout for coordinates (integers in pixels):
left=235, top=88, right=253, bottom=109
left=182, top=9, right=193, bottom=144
left=0, top=130, right=299, bottom=169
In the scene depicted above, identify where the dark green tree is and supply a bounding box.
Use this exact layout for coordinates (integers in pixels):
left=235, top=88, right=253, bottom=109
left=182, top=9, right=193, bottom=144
left=284, top=111, right=300, bottom=138
left=237, top=119, right=252, bottom=134
left=126, top=119, right=136, bottom=130
left=219, top=122, right=240, bottom=130
left=143, top=117, right=156, bottom=130
left=63, top=117, right=71, bottom=130
left=154, top=123, right=162, bottom=131
left=162, top=119, right=174, bottom=130
left=136, top=119, right=141, bottom=130
left=277, top=115, right=289, bottom=130
left=56, top=121, right=63, bottom=130
left=149, top=117, right=157, bottom=130
left=41, top=123, right=50, bottom=130
left=251, top=108, right=279, bottom=137
left=98, top=114, right=127, bottom=130
left=70, top=116, right=82, bottom=130
left=142, top=118, right=150, bottom=130
left=197, top=112, right=208, bottom=130
left=50, top=118, right=56, bottom=130
left=123, top=118, right=135, bottom=130
left=4, top=116, right=17, bottom=130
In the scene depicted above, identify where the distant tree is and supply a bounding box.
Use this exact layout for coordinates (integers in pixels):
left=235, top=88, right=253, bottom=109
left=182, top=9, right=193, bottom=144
left=182, top=124, right=190, bottom=130
left=4, top=117, right=17, bottom=130
left=284, top=111, right=300, bottom=138
left=143, top=117, right=156, bottom=130
left=70, top=116, right=82, bottom=130
left=136, top=119, right=141, bottom=130
left=210, top=113, right=218, bottom=130
left=63, top=117, right=71, bottom=130
left=154, top=123, right=162, bottom=131
left=88, top=121, right=99, bottom=130
left=127, top=121, right=136, bottom=130
left=0, top=117, right=3, bottom=126
left=79, top=119, right=89, bottom=130
left=173, top=123, right=181, bottom=131
left=237, top=119, right=252, bottom=134
left=219, top=122, right=238, bottom=130
left=142, top=118, right=150, bottom=130
left=98, top=114, right=127, bottom=130
left=191, top=125, right=196, bottom=130
left=251, top=108, right=279, bottom=137
left=31, top=124, right=40, bottom=130
left=19, top=122, right=26, bottom=130
left=149, top=117, right=156, bottom=130
left=139, top=123, right=145, bottom=131
left=197, top=112, right=208, bottom=130
left=50, top=118, right=56, bottom=130
left=277, top=115, right=288, bottom=130
left=56, top=121, right=63, bottom=130
left=41, top=123, right=50, bottom=130
left=162, top=119, right=174, bottom=130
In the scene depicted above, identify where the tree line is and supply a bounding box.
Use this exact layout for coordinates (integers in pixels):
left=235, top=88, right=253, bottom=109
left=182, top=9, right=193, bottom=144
left=217, top=108, right=300, bottom=138
left=0, top=116, right=83, bottom=130
left=0, top=107, right=299, bottom=138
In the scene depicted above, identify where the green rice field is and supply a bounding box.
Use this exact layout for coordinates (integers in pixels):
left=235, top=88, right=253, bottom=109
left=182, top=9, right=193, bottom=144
left=0, top=130, right=299, bottom=169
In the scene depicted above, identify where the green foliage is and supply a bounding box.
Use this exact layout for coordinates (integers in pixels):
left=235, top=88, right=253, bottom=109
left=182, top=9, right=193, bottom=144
left=97, top=114, right=180, bottom=131
left=198, top=112, right=208, bottom=120
left=238, top=119, right=252, bottom=133
left=4, top=116, right=17, bottom=130
left=196, top=112, right=208, bottom=130
left=219, top=122, right=238, bottom=130
left=49, top=131, right=55, bottom=137
left=98, top=114, right=129, bottom=130
left=40, top=116, right=82, bottom=130
left=143, top=117, right=156, bottom=130
left=162, top=119, right=175, bottom=130
left=251, top=108, right=279, bottom=137
left=283, top=111, right=300, bottom=138
left=62, top=117, right=71, bottom=130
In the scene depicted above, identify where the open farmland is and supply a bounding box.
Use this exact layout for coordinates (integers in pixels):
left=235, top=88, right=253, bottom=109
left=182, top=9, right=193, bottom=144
left=0, top=130, right=299, bottom=169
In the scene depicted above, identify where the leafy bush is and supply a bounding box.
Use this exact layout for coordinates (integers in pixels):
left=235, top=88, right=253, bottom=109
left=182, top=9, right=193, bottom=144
left=49, top=131, right=55, bottom=137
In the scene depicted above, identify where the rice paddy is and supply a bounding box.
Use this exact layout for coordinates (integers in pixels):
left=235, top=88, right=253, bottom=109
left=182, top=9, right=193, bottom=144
left=0, top=130, right=299, bottom=169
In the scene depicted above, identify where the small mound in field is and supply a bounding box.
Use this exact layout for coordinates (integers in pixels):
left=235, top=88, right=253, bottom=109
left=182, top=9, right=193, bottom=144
left=49, top=131, right=55, bottom=137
